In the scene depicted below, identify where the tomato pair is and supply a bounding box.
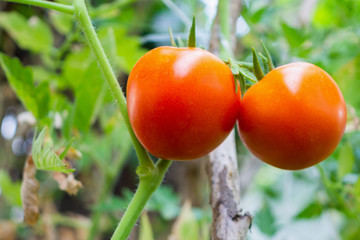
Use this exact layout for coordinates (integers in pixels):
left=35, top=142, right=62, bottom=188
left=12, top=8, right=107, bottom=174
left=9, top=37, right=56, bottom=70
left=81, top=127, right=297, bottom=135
left=127, top=47, right=346, bottom=170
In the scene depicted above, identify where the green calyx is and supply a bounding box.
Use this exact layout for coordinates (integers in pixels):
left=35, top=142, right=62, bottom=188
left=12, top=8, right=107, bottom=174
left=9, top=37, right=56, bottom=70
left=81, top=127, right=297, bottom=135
left=168, top=27, right=177, bottom=47
left=252, top=47, right=265, bottom=81
left=225, top=42, right=276, bottom=95
left=187, top=15, right=196, bottom=48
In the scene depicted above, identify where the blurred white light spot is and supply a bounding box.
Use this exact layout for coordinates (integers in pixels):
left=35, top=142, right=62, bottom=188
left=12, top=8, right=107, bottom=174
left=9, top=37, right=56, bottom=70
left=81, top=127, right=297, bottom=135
left=17, top=111, right=36, bottom=126
left=236, top=16, right=250, bottom=37
left=12, top=137, right=25, bottom=156
left=23, top=138, right=33, bottom=155
left=1, top=114, right=17, bottom=140
left=54, top=112, right=62, bottom=129
left=11, top=207, right=24, bottom=223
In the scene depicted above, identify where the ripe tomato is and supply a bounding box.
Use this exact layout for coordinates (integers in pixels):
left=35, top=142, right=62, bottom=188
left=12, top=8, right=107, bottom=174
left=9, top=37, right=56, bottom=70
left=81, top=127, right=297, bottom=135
left=237, top=62, right=346, bottom=170
left=127, top=46, right=239, bottom=160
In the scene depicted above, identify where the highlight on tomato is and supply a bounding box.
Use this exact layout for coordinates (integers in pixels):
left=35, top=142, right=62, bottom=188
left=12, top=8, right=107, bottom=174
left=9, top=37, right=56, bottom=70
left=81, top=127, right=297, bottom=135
left=237, top=62, right=347, bottom=170
left=127, top=46, right=239, bottom=160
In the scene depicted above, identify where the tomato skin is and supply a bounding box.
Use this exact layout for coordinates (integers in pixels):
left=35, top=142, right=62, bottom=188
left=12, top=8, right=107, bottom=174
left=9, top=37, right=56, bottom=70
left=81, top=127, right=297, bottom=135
left=237, top=62, right=346, bottom=170
left=127, top=46, right=239, bottom=160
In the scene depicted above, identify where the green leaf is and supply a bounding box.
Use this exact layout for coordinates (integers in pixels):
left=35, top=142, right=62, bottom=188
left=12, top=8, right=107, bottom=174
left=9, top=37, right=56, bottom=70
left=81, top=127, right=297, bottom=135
left=255, top=200, right=277, bottom=236
left=0, top=53, right=37, bottom=115
left=63, top=48, right=92, bottom=90
left=93, top=191, right=133, bottom=212
left=0, top=12, right=53, bottom=54
left=338, top=142, right=355, bottom=180
left=49, top=10, right=73, bottom=34
left=32, top=128, right=75, bottom=174
left=62, top=47, right=106, bottom=132
left=238, top=67, right=257, bottom=83
left=0, top=53, right=50, bottom=119
left=354, top=177, right=360, bottom=196
left=98, top=26, right=146, bottom=73
left=0, top=170, right=22, bottom=207
left=281, top=22, right=306, bottom=48
left=139, top=213, right=154, bottom=240
left=295, top=202, right=323, bottom=219
left=334, top=55, right=360, bottom=110
left=35, top=81, right=51, bottom=119
left=92, top=185, right=180, bottom=220
left=72, top=61, right=106, bottom=132
left=147, top=185, right=180, bottom=220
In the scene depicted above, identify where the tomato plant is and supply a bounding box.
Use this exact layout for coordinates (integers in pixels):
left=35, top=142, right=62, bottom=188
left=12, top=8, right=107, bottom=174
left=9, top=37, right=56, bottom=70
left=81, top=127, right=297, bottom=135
left=127, top=46, right=239, bottom=160
left=237, top=62, right=347, bottom=170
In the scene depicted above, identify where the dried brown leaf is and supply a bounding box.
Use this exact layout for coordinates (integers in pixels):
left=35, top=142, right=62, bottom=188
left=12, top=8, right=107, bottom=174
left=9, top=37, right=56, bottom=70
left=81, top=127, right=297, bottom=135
left=53, top=172, right=83, bottom=196
left=21, top=155, right=40, bottom=225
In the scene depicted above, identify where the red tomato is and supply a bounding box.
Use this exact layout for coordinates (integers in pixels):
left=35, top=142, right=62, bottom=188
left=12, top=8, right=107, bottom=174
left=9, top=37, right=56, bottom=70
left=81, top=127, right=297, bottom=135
left=237, top=62, right=346, bottom=170
left=127, top=47, right=239, bottom=160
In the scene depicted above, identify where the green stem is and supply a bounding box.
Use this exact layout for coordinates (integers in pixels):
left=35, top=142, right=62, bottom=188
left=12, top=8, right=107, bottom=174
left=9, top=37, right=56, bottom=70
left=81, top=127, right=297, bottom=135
left=73, top=0, right=153, bottom=168
left=111, top=159, right=172, bottom=240
left=218, top=0, right=232, bottom=58
left=3, top=0, right=74, bottom=14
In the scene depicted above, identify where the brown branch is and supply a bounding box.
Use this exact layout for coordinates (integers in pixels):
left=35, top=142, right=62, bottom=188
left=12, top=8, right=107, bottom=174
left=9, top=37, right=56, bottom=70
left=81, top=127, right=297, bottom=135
left=206, top=132, right=251, bottom=240
left=206, top=0, right=252, bottom=239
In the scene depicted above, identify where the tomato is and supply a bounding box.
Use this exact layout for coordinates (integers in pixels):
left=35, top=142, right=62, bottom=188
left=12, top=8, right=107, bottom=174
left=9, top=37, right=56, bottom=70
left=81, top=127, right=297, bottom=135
left=237, top=62, right=346, bottom=170
left=127, top=46, right=239, bottom=160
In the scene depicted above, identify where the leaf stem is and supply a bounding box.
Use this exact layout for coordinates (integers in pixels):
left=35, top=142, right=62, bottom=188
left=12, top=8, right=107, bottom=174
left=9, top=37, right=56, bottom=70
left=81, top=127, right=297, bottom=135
left=73, top=0, right=153, bottom=169
left=3, top=0, right=74, bottom=14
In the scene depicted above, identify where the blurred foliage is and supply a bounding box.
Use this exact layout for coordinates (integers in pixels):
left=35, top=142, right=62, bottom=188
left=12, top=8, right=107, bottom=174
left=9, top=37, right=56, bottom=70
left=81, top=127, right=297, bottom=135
left=0, top=0, right=359, bottom=239
left=240, top=0, right=360, bottom=239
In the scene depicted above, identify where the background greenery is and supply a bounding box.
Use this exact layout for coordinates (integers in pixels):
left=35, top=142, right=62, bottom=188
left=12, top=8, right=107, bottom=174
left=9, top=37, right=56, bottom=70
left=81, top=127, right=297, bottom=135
left=0, top=0, right=359, bottom=239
